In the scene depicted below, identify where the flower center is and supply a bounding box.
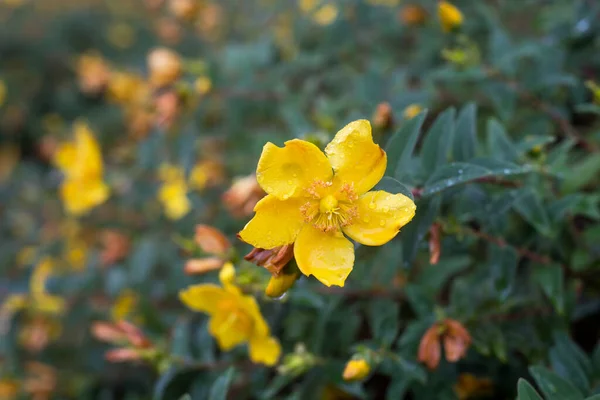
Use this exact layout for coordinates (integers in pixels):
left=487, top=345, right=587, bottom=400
left=300, top=180, right=358, bottom=232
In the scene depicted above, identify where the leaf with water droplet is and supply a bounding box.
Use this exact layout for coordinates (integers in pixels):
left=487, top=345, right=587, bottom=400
left=529, top=365, right=584, bottom=400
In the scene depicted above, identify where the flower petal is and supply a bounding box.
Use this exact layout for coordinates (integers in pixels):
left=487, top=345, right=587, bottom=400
left=325, top=119, right=387, bottom=194
left=343, top=191, right=416, bottom=246
left=257, top=139, right=332, bottom=200
left=179, top=284, right=228, bottom=314
left=249, top=335, right=281, bottom=366
left=239, top=195, right=305, bottom=249
left=294, top=225, right=354, bottom=287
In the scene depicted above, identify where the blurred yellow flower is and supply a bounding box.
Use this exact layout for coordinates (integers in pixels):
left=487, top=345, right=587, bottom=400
left=298, top=0, right=338, bottom=26
left=108, top=71, right=149, bottom=105
left=194, top=76, right=212, bottom=96
left=189, top=159, right=225, bottom=190
left=147, top=47, right=182, bottom=88
left=0, top=80, right=6, bottom=107
left=158, top=164, right=191, bottom=220
left=403, top=104, right=423, bottom=120
left=111, top=290, right=139, bottom=322
left=53, top=122, right=110, bottom=216
left=76, top=52, right=111, bottom=95
left=342, top=358, right=370, bottom=381
left=179, top=262, right=281, bottom=366
left=239, top=120, right=416, bottom=287
left=438, top=0, right=463, bottom=32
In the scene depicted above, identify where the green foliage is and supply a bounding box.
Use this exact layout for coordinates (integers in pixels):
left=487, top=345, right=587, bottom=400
left=1, top=0, right=600, bottom=399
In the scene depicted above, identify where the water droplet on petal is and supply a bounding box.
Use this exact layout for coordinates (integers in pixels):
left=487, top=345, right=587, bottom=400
left=383, top=206, right=390, bottom=213
left=379, top=220, right=386, bottom=227
left=363, top=216, right=370, bottom=223
left=368, top=203, right=376, bottom=210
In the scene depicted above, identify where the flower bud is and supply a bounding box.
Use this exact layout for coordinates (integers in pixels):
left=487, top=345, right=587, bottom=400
left=372, top=102, right=393, bottom=130
left=100, top=230, right=130, bottom=266
left=116, top=320, right=152, bottom=348
left=438, top=1, right=463, bottom=32
left=91, top=321, right=128, bottom=344
left=244, top=244, right=294, bottom=276
left=342, top=359, right=371, bottom=382
left=222, top=174, right=265, bottom=218
left=429, top=223, right=441, bottom=265
left=403, top=104, right=422, bottom=120
left=147, top=47, right=182, bottom=88
left=105, top=348, right=143, bottom=362
left=154, top=89, right=180, bottom=128
left=399, top=4, right=427, bottom=25
left=219, top=262, right=236, bottom=286
left=265, top=269, right=300, bottom=298
left=184, top=257, right=224, bottom=275
left=194, top=225, right=231, bottom=255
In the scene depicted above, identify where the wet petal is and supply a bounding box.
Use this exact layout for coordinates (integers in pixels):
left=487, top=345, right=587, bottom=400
left=257, top=139, right=332, bottom=200
left=239, top=195, right=305, bottom=249
left=294, top=225, right=354, bottom=287
left=325, top=119, right=386, bottom=194
left=343, top=191, right=416, bottom=246
left=249, top=335, right=281, bottom=366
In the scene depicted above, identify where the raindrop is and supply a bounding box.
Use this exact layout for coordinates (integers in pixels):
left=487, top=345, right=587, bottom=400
left=287, top=180, right=293, bottom=185
left=379, top=220, right=386, bottom=227
left=383, top=206, right=390, bottom=213
left=368, top=203, right=376, bottom=210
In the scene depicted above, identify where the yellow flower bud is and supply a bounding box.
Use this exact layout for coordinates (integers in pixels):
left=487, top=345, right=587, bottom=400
left=265, top=271, right=300, bottom=298
left=195, top=76, right=212, bottom=95
left=438, top=1, right=463, bottom=32
left=403, top=104, right=423, bottom=120
left=342, top=359, right=371, bottom=382
left=147, top=47, right=182, bottom=88
left=219, top=262, right=236, bottom=286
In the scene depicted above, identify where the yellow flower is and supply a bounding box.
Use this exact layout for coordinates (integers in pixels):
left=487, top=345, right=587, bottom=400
left=158, top=164, right=191, bottom=220
left=0, top=80, right=6, bottom=107
left=298, top=0, right=339, bottom=26
left=189, top=159, right=225, bottom=191
left=53, top=122, right=110, bottom=216
left=194, top=76, right=212, bottom=96
left=342, top=359, right=371, bottom=381
left=108, top=71, right=149, bottom=105
left=403, top=104, right=423, bottom=120
left=438, top=1, right=463, bottom=32
left=111, top=290, right=139, bottom=322
left=29, top=258, right=65, bottom=316
left=239, top=119, right=416, bottom=287
left=179, top=264, right=281, bottom=366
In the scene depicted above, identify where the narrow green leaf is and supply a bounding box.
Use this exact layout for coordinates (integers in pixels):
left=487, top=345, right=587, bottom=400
left=529, top=366, right=585, bottom=400
left=369, top=300, right=400, bottom=348
left=489, top=244, right=518, bottom=300
left=422, top=158, right=528, bottom=197
left=517, top=378, right=543, bottom=400
left=561, top=154, right=600, bottom=193
left=420, top=108, right=456, bottom=174
left=533, top=264, right=565, bottom=315
left=374, top=177, right=414, bottom=201
left=512, top=188, right=552, bottom=236
left=401, top=197, right=441, bottom=266
left=549, top=333, right=592, bottom=392
left=208, top=367, right=235, bottom=400
left=486, top=118, right=518, bottom=162
left=384, top=111, right=427, bottom=179
left=453, top=103, right=478, bottom=161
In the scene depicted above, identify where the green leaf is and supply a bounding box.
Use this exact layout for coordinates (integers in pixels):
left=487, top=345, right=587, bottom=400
left=421, top=158, right=528, bottom=197
left=208, top=367, right=235, bottom=400
left=384, top=111, right=427, bottom=180
left=489, top=244, right=518, bottom=301
left=486, top=118, right=518, bottom=162
left=153, top=368, right=199, bottom=400
left=529, top=366, right=585, bottom=400
left=129, top=237, right=158, bottom=285
left=561, top=154, right=600, bottom=193
left=533, top=264, right=565, bottom=315
left=401, top=197, right=441, bottom=266
left=584, top=395, right=600, bottom=400
left=369, top=300, right=400, bottom=348
left=517, top=378, right=544, bottom=400
left=512, top=188, right=552, bottom=236
left=420, top=108, right=456, bottom=174
left=453, top=103, right=478, bottom=161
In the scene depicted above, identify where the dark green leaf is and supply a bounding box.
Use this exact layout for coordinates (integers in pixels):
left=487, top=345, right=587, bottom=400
left=369, top=300, right=400, bottom=348
left=517, top=378, right=544, bottom=400
left=561, top=154, right=600, bottom=193
left=420, top=108, right=456, bottom=174
left=384, top=111, right=427, bottom=180
left=533, top=264, right=565, bottom=315
left=453, top=103, right=478, bottom=161
left=513, top=188, right=552, bottom=236
left=529, top=365, right=585, bottom=400
left=208, top=367, right=235, bottom=400
left=486, top=118, right=518, bottom=162
left=374, top=177, right=414, bottom=201
left=401, top=197, right=441, bottom=266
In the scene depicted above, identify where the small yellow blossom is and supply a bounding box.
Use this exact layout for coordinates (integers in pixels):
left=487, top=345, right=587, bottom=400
left=0, top=80, right=6, bottom=107
left=189, top=159, right=225, bottom=190
left=108, top=71, right=149, bottom=105
left=53, top=122, right=110, bottom=216
left=239, top=120, right=416, bottom=287
left=438, top=1, right=463, bottom=32
left=147, top=47, right=182, bottom=88
left=111, top=290, right=139, bottom=322
left=76, top=52, right=111, bottom=95
left=158, top=164, right=191, bottom=220
left=299, top=0, right=338, bottom=26
left=194, top=76, right=212, bottom=96
left=29, top=258, right=65, bottom=316
left=342, top=359, right=371, bottom=381
left=179, top=264, right=281, bottom=366
left=403, top=104, right=423, bottom=120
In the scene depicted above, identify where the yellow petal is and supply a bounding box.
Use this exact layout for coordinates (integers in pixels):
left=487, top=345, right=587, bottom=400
left=179, top=284, right=228, bottom=314
left=53, top=143, right=77, bottom=175
left=249, top=335, right=281, bottom=366
left=74, top=122, right=104, bottom=179
left=325, top=119, right=387, bottom=194
left=257, top=139, right=332, bottom=200
left=294, top=225, right=354, bottom=287
left=343, top=191, right=416, bottom=246
left=60, top=179, right=109, bottom=216
left=239, top=195, right=305, bottom=249
left=209, top=314, right=249, bottom=350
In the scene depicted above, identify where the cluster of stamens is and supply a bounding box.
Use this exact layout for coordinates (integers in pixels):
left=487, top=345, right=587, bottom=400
left=300, top=180, right=359, bottom=232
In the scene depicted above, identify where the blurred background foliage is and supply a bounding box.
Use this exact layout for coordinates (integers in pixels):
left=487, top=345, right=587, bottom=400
left=1, top=0, right=600, bottom=399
